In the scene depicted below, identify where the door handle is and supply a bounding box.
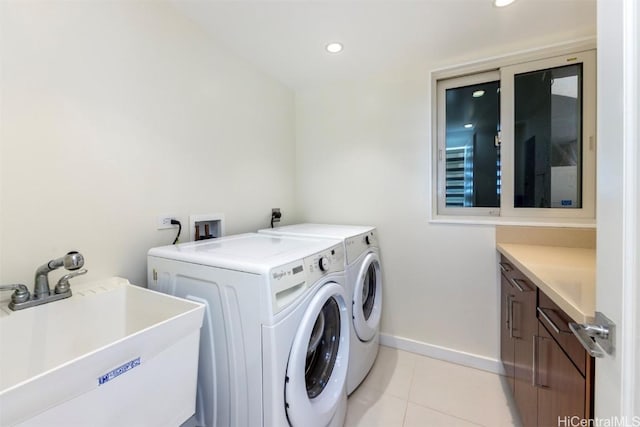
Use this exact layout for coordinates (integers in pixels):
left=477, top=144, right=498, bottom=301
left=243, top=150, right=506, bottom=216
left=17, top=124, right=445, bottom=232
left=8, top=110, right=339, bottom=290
left=569, top=311, right=616, bottom=357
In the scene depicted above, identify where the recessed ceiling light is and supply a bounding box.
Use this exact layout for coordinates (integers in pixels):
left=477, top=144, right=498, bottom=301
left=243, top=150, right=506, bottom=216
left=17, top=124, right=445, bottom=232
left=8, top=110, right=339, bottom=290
left=464, top=123, right=473, bottom=129
left=326, top=42, right=343, bottom=54
left=473, top=90, right=485, bottom=98
left=493, top=0, right=516, bottom=7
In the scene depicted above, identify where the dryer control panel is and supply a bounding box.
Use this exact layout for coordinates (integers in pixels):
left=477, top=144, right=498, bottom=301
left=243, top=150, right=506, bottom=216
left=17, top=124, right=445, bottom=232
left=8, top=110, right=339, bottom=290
left=345, top=229, right=378, bottom=264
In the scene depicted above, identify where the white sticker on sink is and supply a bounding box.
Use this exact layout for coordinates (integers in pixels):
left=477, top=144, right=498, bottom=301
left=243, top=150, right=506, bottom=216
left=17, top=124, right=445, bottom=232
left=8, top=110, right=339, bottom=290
left=98, top=357, right=141, bottom=386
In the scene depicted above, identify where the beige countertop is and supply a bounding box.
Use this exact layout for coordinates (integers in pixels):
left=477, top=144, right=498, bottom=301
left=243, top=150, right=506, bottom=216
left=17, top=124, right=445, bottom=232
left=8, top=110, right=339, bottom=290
left=497, top=243, right=596, bottom=324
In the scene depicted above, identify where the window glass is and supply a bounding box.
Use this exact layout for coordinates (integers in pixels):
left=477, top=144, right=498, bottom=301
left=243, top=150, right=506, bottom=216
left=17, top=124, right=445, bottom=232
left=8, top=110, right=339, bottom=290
left=445, top=81, right=501, bottom=208
left=513, top=64, right=583, bottom=208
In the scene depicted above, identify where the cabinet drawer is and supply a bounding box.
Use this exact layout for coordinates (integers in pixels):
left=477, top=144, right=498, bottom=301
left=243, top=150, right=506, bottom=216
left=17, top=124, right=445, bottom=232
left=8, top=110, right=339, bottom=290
left=499, top=255, right=536, bottom=293
left=538, top=292, right=587, bottom=377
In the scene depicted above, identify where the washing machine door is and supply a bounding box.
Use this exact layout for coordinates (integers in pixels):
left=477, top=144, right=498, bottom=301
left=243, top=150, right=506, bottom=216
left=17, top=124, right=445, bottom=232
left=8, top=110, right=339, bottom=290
left=352, top=252, right=382, bottom=342
left=285, top=282, right=349, bottom=427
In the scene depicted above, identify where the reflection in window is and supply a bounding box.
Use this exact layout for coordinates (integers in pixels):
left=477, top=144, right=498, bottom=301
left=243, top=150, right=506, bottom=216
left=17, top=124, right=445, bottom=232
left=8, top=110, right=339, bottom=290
left=445, top=81, right=501, bottom=207
left=514, top=64, right=582, bottom=208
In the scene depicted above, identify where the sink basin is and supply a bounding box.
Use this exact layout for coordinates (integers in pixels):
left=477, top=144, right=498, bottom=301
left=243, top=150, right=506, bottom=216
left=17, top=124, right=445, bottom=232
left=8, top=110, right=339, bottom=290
left=0, top=277, right=204, bottom=426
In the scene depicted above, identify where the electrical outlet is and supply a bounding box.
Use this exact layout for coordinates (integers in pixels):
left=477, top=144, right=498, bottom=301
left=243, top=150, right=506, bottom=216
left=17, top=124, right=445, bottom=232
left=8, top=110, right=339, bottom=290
left=157, top=215, right=178, bottom=230
left=271, top=208, right=282, bottom=226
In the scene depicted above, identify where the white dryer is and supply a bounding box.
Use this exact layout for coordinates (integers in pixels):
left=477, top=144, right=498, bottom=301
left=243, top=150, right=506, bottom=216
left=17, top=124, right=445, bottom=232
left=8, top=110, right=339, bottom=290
left=258, top=224, right=382, bottom=395
left=147, top=233, right=349, bottom=427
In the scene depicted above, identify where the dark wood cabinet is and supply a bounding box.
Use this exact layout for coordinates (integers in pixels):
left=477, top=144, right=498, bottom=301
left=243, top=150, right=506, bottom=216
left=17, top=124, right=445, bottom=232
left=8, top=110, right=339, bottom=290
left=499, top=257, right=537, bottom=427
left=499, top=255, right=594, bottom=427
left=500, top=272, right=516, bottom=394
left=536, top=321, right=588, bottom=427
left=536, top=292, right=595, bottom=424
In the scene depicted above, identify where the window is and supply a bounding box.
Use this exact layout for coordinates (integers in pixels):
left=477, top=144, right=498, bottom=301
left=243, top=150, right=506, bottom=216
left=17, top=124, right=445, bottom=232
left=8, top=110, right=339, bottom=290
left=437, top=72, right=501, bottom=216
left=433, top=49, right=596, bottom=222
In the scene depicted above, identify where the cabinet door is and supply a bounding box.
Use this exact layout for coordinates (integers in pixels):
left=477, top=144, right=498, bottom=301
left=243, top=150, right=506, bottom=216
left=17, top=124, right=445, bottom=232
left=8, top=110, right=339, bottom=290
left=500, top=272, right=515, bottom=394
left=536, top=321, right=586, bottom=426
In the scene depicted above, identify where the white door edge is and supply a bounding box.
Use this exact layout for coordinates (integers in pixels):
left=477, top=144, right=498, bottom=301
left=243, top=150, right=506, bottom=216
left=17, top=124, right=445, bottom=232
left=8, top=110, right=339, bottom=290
left=594, top=0, right=640, bottom=425
left=621, top=0, right=640, bottom=417
left=596, top=0, right=640, bottom=420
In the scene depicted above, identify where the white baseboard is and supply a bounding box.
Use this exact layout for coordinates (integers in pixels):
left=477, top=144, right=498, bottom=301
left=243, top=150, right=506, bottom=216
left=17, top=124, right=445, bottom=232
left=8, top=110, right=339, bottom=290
left=379, top=333, right=505, bottom=376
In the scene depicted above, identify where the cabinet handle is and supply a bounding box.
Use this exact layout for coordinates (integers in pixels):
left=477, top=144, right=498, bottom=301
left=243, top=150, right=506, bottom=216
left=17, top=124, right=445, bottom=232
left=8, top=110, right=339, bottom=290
left=510, top=277, right=533, bottom=293
left=505, top=294, right=510, bottom=327
left=532, top=335, right=537, bottom=387
left=533, top=335, right=550, bottom=389
left=537, top=307, right=572, bottom=335
left=499, top=262, right=512, bottom=273
left=508, top=295, right=514, bottom=338
left=511, top=300, right=522, bottom=339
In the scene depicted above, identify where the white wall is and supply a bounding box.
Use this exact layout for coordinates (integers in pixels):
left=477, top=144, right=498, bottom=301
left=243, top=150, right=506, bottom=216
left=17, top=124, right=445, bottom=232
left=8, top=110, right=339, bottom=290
left=295, top=43, right=595, bottom=362
left=295, top=66, right=499, bottom=361
left=0, top=1, right=296, bottom=287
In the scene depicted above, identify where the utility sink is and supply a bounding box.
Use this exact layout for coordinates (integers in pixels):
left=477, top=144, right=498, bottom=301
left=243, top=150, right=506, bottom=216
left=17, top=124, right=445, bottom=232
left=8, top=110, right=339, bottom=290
left=0, top=277, right=205, bottom=427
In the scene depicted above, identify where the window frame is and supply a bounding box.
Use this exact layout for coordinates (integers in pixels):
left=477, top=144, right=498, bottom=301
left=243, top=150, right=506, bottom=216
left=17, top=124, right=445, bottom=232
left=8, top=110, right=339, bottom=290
left=430, top=41, right=597, bottom=225
left=499, top=50, right=596, bottom=220
left=436, top=70, right=501, bottom=217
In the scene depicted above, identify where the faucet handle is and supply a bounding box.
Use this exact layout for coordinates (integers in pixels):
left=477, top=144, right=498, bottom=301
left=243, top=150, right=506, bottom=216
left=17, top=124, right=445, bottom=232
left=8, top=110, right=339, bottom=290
left=55, top=269, right=88, bottom=294
left=0, top=284, right=31, bottom=304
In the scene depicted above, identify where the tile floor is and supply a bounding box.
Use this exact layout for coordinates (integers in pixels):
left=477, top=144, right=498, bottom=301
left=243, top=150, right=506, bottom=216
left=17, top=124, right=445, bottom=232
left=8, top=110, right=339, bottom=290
left=345, top=346, right=522, bottom=427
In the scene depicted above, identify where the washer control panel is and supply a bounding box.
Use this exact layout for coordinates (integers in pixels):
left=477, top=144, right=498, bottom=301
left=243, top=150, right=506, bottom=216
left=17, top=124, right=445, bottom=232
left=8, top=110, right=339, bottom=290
left=270, top=243, right=344, bottom=314
left=304, top=243, right=344, bottom=283
left=270, top=259, right=310, bottom=314
left=345, top=229, right=377, bottom=264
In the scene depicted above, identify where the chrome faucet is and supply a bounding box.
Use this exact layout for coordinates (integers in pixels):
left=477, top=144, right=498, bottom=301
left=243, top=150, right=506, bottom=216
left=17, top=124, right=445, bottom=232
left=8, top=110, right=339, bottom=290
left=34, top=251, right=85, bottom=298
left=1, top=251, right=87, bottom=311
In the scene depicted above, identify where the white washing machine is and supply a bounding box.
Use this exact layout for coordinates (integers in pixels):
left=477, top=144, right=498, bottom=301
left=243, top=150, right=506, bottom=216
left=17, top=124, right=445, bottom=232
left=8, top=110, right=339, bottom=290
left=147, top=233, right=349, bottom=427
left=258, top=224, right=382, bottom=395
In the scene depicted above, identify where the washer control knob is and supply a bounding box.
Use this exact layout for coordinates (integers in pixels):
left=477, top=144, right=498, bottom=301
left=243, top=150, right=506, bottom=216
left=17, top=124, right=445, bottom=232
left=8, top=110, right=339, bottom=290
left=318, top=257, right=330, bottom=272
left=365, top=235, right=371, bottom=245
